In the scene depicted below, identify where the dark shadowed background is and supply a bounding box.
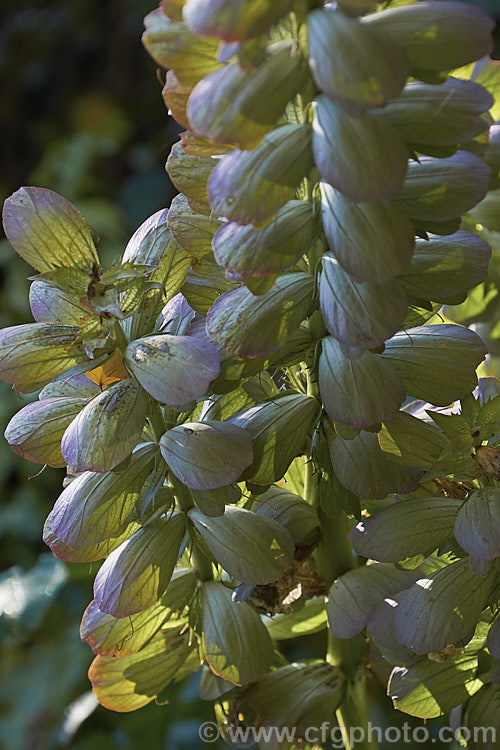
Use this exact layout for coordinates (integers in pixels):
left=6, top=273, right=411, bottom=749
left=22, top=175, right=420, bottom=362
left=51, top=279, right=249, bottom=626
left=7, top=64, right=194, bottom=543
left=0, top=2, right=499, bottom=749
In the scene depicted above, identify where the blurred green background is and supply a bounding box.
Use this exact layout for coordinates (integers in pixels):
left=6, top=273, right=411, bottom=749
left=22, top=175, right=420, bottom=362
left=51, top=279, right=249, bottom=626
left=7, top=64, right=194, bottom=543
left=1, top=2, right=499, bottom=749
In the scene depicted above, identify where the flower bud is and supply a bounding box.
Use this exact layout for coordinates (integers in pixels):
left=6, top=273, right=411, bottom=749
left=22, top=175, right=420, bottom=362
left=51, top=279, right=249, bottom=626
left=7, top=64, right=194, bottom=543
left=159, top=420, right=253, bottom=490
left=167, top=193, right=222, bottom=258
left=380, top=78, right=493, bottom=149
left=121, top=209, right=191, bottom=341
left=125, top=334, right=220, bottom=405
left=454, top=488, right=500, bottom=560
left=3, top=186, right=98, bottom=273
left=381, top=325, right=486, bottom=406
left=206, top=272, right=314, bottom=358
left=244, top=662, right=345, bottom=733
left=349, top=497, right=461, bottom=563
left=50, top=443, right=159, bottom=548
left=252, top=486, right=319, bottom=546
left=229, top=391, right=321, bottom=485
left=319, top=336, right=404, bottom=429
left=207, top=123, right=313, bottom=224
left=188, top=505, right=294, bottom=584
left=320, top=254, right=408, bottom=350
left=94, top=511, right=186, bottom=617
left=0, top=323, right=86, bottom=393
left=166, top=141, right=215, bottom=215
left=88, top=627, right=194, bottom=712
left=162, top=69, right=192, bottom=129
left=364, top=1, right=494, bottom=76
left=61, top=379, right=148, bottom=473
left=187, top=43, right=307, bottom=148
left=183, top=0, right=293, bottom=42
left=5, top=396, right=87, bottom=468
left=43, top=513, right=142, bottom=563
left=29, top=279, right=86, bottom=325
left=308, top=6, right=408, bottom=113
left=399, top=231, right=491, bottom=305
left=213, top=200, right=315, bottom=280
left=328, top=429, right=420, bottom=499
left=142, top=9, right=220, bottom=85
left=393, top=558, right=495, bottom=654
left=313, top=95, right=409, bottom=202
left=320, top=182, right=414, bottom=283
left=201, top=581, right=273, bottom=685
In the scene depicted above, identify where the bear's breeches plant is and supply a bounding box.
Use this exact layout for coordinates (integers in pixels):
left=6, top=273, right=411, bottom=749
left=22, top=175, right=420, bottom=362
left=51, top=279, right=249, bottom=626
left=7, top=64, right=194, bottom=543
left=3, top=0, right=500, bottom=745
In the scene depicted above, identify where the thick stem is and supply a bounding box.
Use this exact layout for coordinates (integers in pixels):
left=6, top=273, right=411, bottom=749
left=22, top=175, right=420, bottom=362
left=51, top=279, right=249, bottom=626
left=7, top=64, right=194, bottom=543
left=148, top=401, right=166, bottom=442
left=173, top=480, right=214, bottom=582
left=314, top=502, right=377, bottom=749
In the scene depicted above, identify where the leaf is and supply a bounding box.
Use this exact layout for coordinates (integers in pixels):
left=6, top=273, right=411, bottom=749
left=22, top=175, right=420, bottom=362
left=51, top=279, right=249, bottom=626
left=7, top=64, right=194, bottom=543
left=61, top=379, right=148, bottom=473
left=50, top=443, right=159, bottom=548
left=381, top=325, right=487, bottom=406
left=349, top=497, right=461, bottom=563
left=393, top=558, right=495, bottom=654
left=364, top=1, right=494, bottom=75
left=319, top=336, right=405, bottom=429
left=191, top=484, right=240, bottom=517
left=88, top=628, right=194, bottom=712
left=313, top=96, right=409, bottom=202
left=182, top=0, right=293, bottom=42
left=201, top=581, right=274, bottom=686
left=166, top=194, right=222, bottom=259
left=29, top=279, right=86, bottom=325
left=213, top=200, right=315, bottom=280
left=380, top=78, right=493, bottom=147
left=378, top=410, right=449, bottom=468
left=121, top=209, right=191, bottom=341
left=206, top=272, right=314, bottom=358
left=2, top=186, right=98, bottom=273
left=487, top=615, right=500, bottom=660
left=162, top=69, right=192, bottom=129
left=187, top=43, right=307, bottom=147
left=454, top=488, right=500, bottom=560
left=81, top=568, right=197, bottom=656
left=399, top=231, right=491, bottom=305
left=388, top=652, right=483, bottom=719
left=125, top=334, right=220, bottom=406
left=393, top=151, right=491, bottom=222
left=328, top=429, right=421, bottom=500
left=43, top=514, right=142, bottom=563
left=265, top=597, right=328, bottom=641
left=188, top=505, right=294, bottom=584
left=252, top=485, right=319, bottom=546
left=93, top=511, right=186, bottom=617
left=0, top=323, right=87, bottom=393
left=159, top=420, right=253, bottom=490
left=244, top=662, right=345, bottom=734
left=142, top=9, right=220, bottom=85
left=320, top=254, right=408, bottom=350
left=320, top=183, right=414, bottom=283
left=308, top=7, right=408, bottom=113
left=229, top=392, right=321, bottom=485
left=39, top=371, right=100, bottom=400
left=464, top=685, right=500, bottom=749
left=4, top=396, right=87, bottom=467
left=207, top=123, right=313, bottom=224
left=166, top=142, right=214, bottom=215
left=326, top=563, right=413, bottom=639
